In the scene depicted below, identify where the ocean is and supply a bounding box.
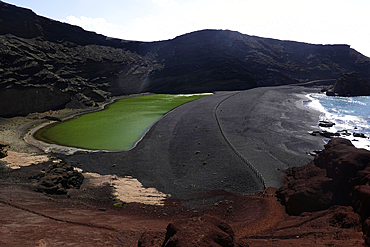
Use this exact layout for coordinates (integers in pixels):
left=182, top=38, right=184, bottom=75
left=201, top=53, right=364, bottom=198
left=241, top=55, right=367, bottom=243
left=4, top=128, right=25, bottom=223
left=304, top=93, right=370, bottom=151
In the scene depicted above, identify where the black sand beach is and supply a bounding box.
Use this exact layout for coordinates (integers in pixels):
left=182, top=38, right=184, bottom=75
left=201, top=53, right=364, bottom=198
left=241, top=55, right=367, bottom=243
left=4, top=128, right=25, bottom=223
left=62, top=85, right=326, bottom=199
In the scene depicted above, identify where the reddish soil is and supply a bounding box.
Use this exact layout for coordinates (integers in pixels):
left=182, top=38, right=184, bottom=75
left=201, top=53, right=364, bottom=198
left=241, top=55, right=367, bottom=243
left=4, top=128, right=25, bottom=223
left=0, top=165, right=365, bottom=246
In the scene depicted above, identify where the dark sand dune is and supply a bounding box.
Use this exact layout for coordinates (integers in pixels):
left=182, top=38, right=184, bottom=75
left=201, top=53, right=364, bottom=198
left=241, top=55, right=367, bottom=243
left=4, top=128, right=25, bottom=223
left=64, top=85, right=326, bottom=198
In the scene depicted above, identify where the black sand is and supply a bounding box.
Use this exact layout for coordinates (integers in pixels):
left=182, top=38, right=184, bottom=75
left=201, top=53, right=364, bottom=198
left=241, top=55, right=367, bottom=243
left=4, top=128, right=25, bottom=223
left=63, top=85, right=326, bottom=199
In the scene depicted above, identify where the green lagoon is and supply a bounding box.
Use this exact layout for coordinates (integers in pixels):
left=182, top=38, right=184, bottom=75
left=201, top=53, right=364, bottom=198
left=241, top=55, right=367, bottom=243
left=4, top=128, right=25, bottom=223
left=34, top=94, right=209, bottom=151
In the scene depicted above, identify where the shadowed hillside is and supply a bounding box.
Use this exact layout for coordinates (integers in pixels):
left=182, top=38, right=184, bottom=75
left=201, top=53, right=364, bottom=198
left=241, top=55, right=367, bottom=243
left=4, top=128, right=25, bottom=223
left=1, top=1, right=370, bottom=116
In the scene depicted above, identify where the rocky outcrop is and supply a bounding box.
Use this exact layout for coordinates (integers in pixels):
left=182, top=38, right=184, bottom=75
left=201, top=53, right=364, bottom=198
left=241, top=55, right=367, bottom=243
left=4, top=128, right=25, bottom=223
left=1, top=2, right=370, bottom=116
left=0, top=141, right=8, bottom=159
left=326, top=72, right=370, bottom=96
left=277, top=138, right=370, bottom=215
left=276, top=163, right=332, bottom=215
left=138, top=215, right=248, bottom=247
left=277, top=138, right=370, bottom=246
left=0, top=34, right=160, bottom=117
left=32, top=162, right=84, bottom=194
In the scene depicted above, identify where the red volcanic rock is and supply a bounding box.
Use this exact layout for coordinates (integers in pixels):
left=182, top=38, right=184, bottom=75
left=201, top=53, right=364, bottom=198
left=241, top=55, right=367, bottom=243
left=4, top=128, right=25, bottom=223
left=357, top=167, right=370, bottom=186
left=277, top=138, right=370, bottom=215
left=276, top=163, right=333, bottom=215
left=139, top=215, right=248, bottom=247
left=327, top=206, right=361, bottom=230
left=352, top=185, right=370, bottom=222
left=313, top=138, right=370, bottom=205
left=364, top=218, right=370, bottom=246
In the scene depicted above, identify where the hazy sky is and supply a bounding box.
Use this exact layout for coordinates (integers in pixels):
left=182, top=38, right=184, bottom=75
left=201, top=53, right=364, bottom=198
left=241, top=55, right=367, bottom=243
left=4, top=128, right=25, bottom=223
left=5, top=0, right=370, bottom=57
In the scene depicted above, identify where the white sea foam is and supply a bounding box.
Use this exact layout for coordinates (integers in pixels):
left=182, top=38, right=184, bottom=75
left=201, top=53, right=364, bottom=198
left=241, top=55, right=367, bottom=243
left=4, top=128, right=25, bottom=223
left=305, top=93, right=370, bottom=151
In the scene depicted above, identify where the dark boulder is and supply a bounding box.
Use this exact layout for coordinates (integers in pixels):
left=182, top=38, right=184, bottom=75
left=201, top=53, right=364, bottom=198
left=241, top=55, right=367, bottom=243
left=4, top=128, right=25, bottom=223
left=319, top=131, right=339, bottom=138
left=319, top=120, right=336, bottom=127
left=138, top=215, right=248, bottom=247
left=353, top=132, right=367, bottom=138
left=32, top=162, right=84, bottom=194
left=0, top=141, right=8, bottom=159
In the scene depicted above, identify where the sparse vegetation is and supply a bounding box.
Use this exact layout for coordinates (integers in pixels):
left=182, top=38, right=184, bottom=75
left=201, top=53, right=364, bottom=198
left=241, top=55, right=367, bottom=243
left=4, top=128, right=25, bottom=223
left=114, top=202, right=124, bottom=207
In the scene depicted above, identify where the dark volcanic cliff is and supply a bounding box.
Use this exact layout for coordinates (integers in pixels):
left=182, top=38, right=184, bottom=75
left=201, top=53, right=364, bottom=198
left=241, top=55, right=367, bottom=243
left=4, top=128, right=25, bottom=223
left=1, top=1, right=370, bottom=117
left=326, top=72, right=370, bottom=96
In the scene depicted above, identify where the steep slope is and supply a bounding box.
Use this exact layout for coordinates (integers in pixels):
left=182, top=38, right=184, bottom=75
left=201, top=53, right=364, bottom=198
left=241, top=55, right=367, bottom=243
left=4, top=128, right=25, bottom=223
left=1, top=1, right=370, bottom=117
left=147, top=30, right=370, bottom=92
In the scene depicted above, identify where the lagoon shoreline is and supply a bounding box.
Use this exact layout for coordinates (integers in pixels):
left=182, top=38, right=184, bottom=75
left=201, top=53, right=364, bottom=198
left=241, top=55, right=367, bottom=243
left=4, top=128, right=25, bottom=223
left=61, top=84, right=328, bottom=199
left=1, top=84, right=328, bottom=197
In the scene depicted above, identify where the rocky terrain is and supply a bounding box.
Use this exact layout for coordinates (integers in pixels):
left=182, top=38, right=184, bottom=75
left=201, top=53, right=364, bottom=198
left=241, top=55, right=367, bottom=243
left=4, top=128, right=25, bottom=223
left=277, top=138, right=370, bottom=245
left=325, top=72, right=370, bottom=96
left=138, top=138, right=370, bottom=246
left=2, top=1, right=370, bottom=246
left=1, top=1, right=370, bottom=116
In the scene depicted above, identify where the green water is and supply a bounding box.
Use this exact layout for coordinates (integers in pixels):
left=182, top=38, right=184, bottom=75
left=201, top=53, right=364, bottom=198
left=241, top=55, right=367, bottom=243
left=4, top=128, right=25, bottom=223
left=34, top=94, right=209, bottom=151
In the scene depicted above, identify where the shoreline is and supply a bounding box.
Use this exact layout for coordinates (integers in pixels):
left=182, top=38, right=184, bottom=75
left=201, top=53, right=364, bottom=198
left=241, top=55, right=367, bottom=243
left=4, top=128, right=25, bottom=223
left=25, top=92, right=211, bottom=154
left=62, top=85, right=328, bottom=198
left=24, top=92, right=155, bottom=154
left=305, top=92, right=370, bottom=151
left=2, top=85, right=328, bottom=197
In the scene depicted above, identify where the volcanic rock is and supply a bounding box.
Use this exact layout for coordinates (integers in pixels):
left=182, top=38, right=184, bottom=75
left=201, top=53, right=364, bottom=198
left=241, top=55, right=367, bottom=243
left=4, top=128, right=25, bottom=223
left=353, top=132, right=367, bottom=138
left=351, top=185, right=370, bottom=222
left=326, top=72, right=370, bottom=96
left=276, top=163, right=333, bottom=215
left=277, top=138, right=370, bottom=215
left=138, top=215, right=248, bottom=247
left=318, top=120, right=335, bottom=127
left=32, top=162, right=84, bottom=194
left=364, top=218, right=370, bottom=246
left=1, top=2, right=370, bottom=116
left=327, top=206, right=361, bottom=230
left=0, top=141, right=8, bottom=159
left=313, top=138, right=370, bottom=204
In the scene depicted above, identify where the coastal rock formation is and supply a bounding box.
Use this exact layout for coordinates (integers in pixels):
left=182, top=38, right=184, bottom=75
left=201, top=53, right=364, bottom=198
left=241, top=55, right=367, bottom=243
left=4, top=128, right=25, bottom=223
left=32, top=162, right=84, bottom=194
left=277, top=138, right=370, bottom=215
left=276, top=163, right=332, bottom=215
left=326, top=72, right=370, bottom=96
left=138, top=215, right=248, bottom=247
left=1, top=2, right=370, bottom=116
left=277, top=138, right=370, bottom=246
